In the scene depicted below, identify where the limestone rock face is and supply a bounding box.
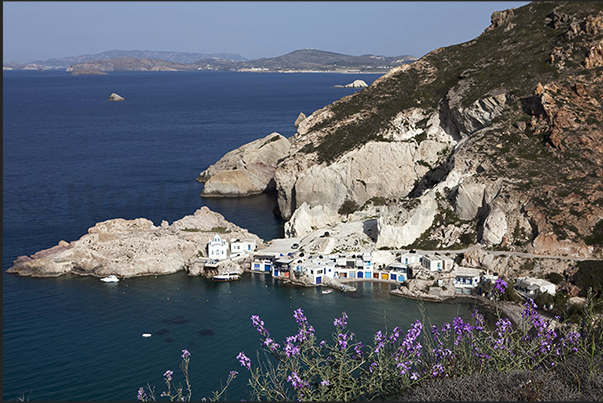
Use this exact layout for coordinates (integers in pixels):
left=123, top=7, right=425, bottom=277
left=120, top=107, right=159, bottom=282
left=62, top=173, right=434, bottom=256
left=481, top=205, right=508, bottom=246
left=6, top=206, right=264, bottom=278
left=108, top=93, right=125, bottom=101
left=284, top=202, right=340, bottom=238
left=454, top=179, right=486, bottom=221
left=197, top=132, right=290, bottom=197
left=446, top=91, right=508, bottom=136
left=375, top=191, right=439, bottom=248
left=294, top=112, right=306, bottom=129
left=276, top=109, right=454, bottom=220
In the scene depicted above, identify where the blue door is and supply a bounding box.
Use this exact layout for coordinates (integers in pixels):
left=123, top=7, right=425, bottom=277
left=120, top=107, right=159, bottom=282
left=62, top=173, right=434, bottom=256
left=358, top=271, right=363, bottom=278
left=316, top=276, right=322, bottom=284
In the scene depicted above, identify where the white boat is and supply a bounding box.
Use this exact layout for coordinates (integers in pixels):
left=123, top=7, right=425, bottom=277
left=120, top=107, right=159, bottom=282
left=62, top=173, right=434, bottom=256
left=100, top=275, right=119, bottom=283
left=213, top=272, right=240, bottom=281
left=322, top=289, right=333, bottom=294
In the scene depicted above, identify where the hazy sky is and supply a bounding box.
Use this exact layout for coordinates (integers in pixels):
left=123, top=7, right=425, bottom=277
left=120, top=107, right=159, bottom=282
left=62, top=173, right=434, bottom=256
left=3, top=1, right=530, bottom=63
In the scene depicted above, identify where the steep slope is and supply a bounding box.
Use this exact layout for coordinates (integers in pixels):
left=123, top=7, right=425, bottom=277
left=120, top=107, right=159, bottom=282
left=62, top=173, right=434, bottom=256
left=273, top=2, right=602, bottom=258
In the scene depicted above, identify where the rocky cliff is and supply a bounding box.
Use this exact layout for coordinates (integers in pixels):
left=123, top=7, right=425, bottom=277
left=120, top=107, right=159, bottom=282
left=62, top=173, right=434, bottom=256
left=7, top=207, right=264, bottom=278
left=197, top=132, right=290, bottom=196
left=205, top=2, right=603, bottom=259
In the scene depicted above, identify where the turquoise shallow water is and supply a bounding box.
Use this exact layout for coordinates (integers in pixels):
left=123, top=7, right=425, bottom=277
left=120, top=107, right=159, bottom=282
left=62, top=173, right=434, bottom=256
left=3, top=70, right=478, bottom=401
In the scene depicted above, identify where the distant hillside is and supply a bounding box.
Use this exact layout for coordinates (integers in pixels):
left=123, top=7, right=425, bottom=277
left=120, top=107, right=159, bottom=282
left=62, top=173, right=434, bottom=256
left=4, top=49, right=246, bottom=70
left=65, top=57, right=196, bottom=73
left=4, top=48, right=417, bottom=73
left=193, top=49, right=418, bottom=72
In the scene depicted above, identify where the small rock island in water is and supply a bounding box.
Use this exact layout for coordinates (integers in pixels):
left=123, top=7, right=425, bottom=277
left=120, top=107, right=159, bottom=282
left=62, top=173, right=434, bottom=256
left=107, top=92, right=125, bottom=101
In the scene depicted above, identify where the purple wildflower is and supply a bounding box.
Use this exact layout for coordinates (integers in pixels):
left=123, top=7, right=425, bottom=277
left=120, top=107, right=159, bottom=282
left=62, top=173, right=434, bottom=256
left=333, top=312, right=348, bottom=329
left=556, top=331, right=580, bottom=356
left=431, top=363, right=447, bottom=378
left=137, top=387, right=147, bottom=401
left=291, top=309, right=315, bottom=343
left=287, top=372, right=309, bottom=390
left=472, top=309, right=486, bottom=332
left=452, top=317, right=473, bottom=346
left=229, top=370, right=238, bottom=379
left=373, top=330, right=386, bottom=354
left=410, top=372, right=420, bottom=381
left=236, top=351, right=251, bottom=370
left=354, top=342, right=365, bottom=360
left=337, top=332, right=353, bottom=351
left=163, top=370, right=173, bottom=381
left=321, top=379, right=330, bottom=386
left=293, top=308, right=306, bottom=325
left=369, top=362, right=378, bottom=373
left=181, top=349, right=190, bottom=360
left=396, top=361, right=411, bottom=375
left=494, top=277, right=507, bottom=295
left=396, top=320, right=423, bottom=360
left=263, top=337, right=281, bottom=351
left=493, top=318, right=513, bottom=351
left=284, top=341, right=301, bottom=357
left=251, top=315, right=269, bottom=337
left=431, top=325, right=440, bottom=339
left=389, top=326, right=401, bottom=344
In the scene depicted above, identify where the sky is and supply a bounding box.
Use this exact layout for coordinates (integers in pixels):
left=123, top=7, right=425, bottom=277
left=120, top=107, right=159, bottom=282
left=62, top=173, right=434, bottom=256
left=3, top=1, right=531, bottom=63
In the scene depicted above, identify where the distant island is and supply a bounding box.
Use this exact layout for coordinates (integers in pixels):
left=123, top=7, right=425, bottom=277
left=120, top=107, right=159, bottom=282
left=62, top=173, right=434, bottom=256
left=3, top=48, right=418, bottom=74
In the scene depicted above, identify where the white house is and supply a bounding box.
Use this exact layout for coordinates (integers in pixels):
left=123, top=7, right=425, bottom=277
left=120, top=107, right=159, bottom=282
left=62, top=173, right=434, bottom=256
left=208, top=234, right=228, bottom=260
left=334, top=254, right=363, bottom=279
left=301, top=257, right=336, bottom=285
left=421, top=255, right=444, bottom=272
left=386, top=261, right=409, bottom=282
left=358, top=252, right=374, bottom=279
left=251, top=252, right=279, bottom=273
left=400, top=252, right=422, bottom=265
left=515, top=277, right=556, bottom=298
left=230, top=238, right=256, bottom=255
left=272, top=257, right=294, bottom=279
left=453, top=267, right=483, bottom=295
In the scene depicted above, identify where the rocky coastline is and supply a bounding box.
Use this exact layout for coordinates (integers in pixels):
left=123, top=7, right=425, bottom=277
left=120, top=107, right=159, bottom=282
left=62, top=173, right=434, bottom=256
left=7, top=206, right=264, bottom=279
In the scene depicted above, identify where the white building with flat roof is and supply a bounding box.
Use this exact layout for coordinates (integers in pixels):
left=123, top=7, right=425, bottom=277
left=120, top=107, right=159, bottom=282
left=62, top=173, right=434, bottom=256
left=453, top=267, right=483, bottom=295
left=515, top=277, right=556, bottom=297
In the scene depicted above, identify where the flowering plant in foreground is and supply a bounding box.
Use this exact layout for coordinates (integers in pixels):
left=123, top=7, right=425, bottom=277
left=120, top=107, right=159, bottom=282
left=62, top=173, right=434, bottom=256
left=137, top=349, right=237, bottom=401
left=139, top=290, right=602, bottom=401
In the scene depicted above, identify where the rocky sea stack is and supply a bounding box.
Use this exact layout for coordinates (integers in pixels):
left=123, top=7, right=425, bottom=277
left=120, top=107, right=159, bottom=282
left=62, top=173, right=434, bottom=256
left=200, top=2, right=603, bottom=260
left=107, top=92, right=125, bottom=101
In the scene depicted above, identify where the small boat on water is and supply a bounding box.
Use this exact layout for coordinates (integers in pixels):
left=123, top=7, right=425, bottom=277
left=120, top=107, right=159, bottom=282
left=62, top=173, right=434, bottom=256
left=322, top=289, right=333, bottom=294
left=213, top=272, right=240, bottom=281
left=100, top=275, right=119, bottom=283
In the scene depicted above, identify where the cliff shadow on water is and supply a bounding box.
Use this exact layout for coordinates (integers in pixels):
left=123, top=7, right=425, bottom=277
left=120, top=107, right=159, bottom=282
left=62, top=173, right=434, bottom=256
left=201, top=190, right=285, bottom=241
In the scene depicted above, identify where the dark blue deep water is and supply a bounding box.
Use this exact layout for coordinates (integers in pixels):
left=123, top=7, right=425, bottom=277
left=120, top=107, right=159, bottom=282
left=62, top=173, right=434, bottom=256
left=3, top=70, right=477, bottom=401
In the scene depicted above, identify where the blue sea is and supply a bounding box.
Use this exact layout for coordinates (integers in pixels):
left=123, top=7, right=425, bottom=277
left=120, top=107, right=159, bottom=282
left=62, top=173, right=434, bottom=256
left=3, top=70, right=478, bottom=401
